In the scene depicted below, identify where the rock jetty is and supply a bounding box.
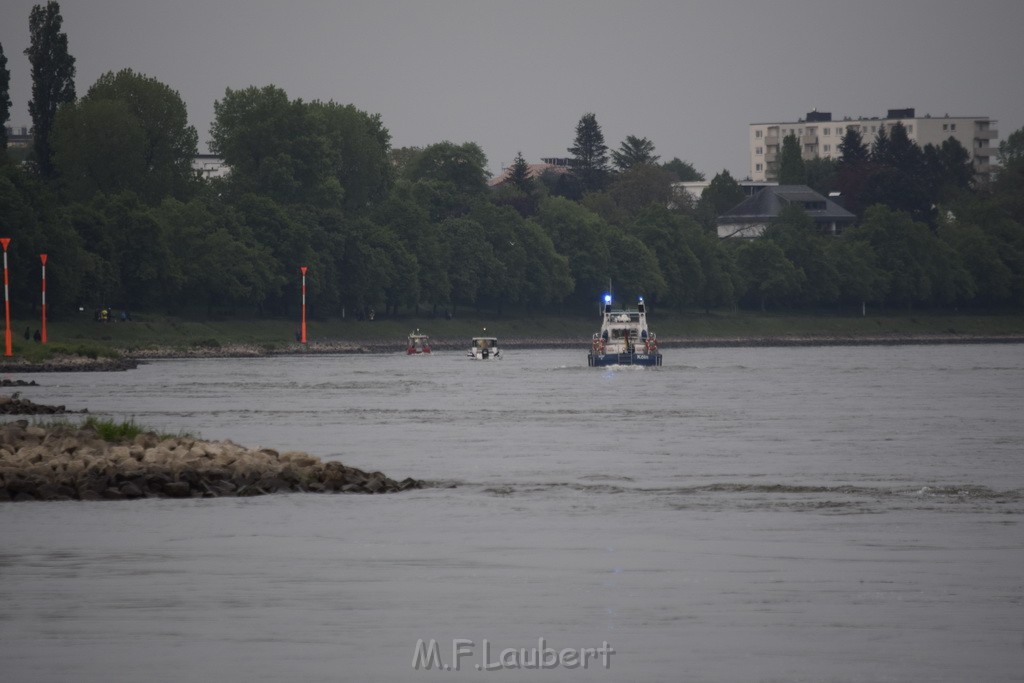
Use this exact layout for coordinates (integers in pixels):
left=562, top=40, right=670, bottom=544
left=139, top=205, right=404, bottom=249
left=0, top=420, right=423, bottom=502
left=0, top=395, right=83, bottom=415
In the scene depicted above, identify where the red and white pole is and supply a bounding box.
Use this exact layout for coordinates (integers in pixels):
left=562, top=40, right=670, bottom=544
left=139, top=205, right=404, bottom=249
left=300, top=266, right=308, bottom=344
left=40, top=254, right=48, bottom=344
left=1, top=238, right=11, bottom=357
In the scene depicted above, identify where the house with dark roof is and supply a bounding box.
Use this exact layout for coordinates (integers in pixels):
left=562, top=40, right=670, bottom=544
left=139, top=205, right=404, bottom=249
left=716, top=185, right=855, bottom=238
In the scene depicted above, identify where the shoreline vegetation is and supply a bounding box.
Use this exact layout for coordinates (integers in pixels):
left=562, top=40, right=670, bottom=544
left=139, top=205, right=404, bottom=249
left=2, top=311, right=1024, bottom=371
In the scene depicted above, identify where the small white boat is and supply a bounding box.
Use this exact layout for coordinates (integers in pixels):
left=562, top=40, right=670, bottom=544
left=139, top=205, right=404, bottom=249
left=468, top=331, right=500, bottom=360
left=407, top=330, right=431, bottom=354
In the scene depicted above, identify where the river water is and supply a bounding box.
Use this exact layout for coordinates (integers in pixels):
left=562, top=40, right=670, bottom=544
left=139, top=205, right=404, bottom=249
left=2, top=345, right=1023, bottom=682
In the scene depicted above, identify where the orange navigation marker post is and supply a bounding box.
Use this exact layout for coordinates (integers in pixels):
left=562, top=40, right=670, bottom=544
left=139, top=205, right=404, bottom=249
left=40, top=254, right=48, bottom=344
left=1, top=238, right=11, bottom=356
left=300, top=266, right=308, bottom=344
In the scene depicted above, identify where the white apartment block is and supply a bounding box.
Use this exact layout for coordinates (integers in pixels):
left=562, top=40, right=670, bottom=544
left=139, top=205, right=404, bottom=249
left=749, top=108, right=998, bottom=184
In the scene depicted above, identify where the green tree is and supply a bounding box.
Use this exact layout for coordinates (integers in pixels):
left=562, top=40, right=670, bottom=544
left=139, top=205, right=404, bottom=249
left=51, top=98, right=147, bottom=200
left=568, top=112, right=609, bottom=192
left=687, top=229, right=738, bottom=312
left=662, top=157, right=704, bottom=182
left=0, top=43, right=11, bottom=152
left=836, top=127, right=874, bottom=218
left=611, top=135, right=659, bottom=171
left=762, top=204, right=839, bottom=306
left=506, top=151, right=533, bottom=194
left=0, top=167, right=96, bottom=314
left=438, top=217, right=498, bottom=313
left=155, top=197, right=279, bottom=315
left=777, top=133, right=806, bottom=185
left=824, top=238, right=889, bottom=312
left=804, top=157, right=837, bottom=197
left=630, top=205, right=703, bottom=309
left=90, top=70, right=197, bottom=196
left=25, top=1, right=76, bottom=178
left=606, top=231, right=666, bottom=301
left=863, top=122, right=931, bottom=223
left=734, top=240, right=804, bottom=311
left=371, top=183, right=451, bottom=311
left=696, top=170, right=744, bottom=229
left=939, top=217, right=1012, bottom=307
left=838, top=127, right=870, bottom=167
left=923, top=137, right=974, bottom=202
left=388, top=146, right=421, bottom=177
left=404, top=141, right=489, bottom=194
left=497, top=151, right=539, bottom=216
left=848, top=205, right=973, bottom=309
left=211, top=86, right=392, bottom=211
left=76, top=191, right=178, bottom=311
left=52, top=70, right=199, bottom=202
left=870, top=125, right=890, bottom=165
left=533, top=196, right=612, bottom=304
left=230, top=193, right=315, bottom=313
left=605, top=163, right=675, bottom=218
left=878, top=122, right=923, bottom=175
left=403, top=141, right=489, bottom=220
left=997, top=127, right=1024, bottom=167
left=514, top=219, right=573, bottom=307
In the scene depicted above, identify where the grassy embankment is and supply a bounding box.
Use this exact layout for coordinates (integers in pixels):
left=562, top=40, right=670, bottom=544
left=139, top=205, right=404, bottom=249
left=6, top=308, right=1024, bottom=359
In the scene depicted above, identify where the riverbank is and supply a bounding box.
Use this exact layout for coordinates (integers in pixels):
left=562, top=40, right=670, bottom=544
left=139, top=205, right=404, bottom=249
left=2, top=332, right=1024, bottom=371
left=0, top=416, right=423, bottom=503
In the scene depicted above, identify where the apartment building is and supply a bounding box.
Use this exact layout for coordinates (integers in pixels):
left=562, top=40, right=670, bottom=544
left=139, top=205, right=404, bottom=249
left=749, top=108, right=998, bottom=184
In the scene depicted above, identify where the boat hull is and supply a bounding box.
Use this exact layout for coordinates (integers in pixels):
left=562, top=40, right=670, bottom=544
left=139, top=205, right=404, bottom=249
left=588, top=352, right=662, bottom=367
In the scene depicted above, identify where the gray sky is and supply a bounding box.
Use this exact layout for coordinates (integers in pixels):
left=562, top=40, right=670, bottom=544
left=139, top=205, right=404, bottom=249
left=2, top=0, right=1022, bottom=179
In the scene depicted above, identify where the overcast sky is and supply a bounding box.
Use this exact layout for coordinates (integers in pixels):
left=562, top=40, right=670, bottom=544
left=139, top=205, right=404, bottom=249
left=2, top=0, right=1022, bottom=179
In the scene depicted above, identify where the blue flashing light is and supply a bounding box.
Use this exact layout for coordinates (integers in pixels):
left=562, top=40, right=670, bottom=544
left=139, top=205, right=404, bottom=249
left=638, top=296, right=644, bottom=302
left=604, top=294, right=612, bottom=304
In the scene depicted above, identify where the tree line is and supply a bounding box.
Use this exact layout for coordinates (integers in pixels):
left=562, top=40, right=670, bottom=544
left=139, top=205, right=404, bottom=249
left=1, top=1, right=1023, bottom=321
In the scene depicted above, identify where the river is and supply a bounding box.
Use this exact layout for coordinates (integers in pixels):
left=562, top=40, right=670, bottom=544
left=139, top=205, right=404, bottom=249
left=1, top=344, right=1022, bottom=682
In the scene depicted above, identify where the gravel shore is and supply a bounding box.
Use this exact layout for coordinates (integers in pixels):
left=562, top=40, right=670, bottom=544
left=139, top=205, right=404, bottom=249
left=1, top=334, right=1021, bottom=372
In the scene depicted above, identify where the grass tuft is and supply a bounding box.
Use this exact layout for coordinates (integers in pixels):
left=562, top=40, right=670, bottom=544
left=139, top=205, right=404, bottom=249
left=84, top=416, right=146, bottom=441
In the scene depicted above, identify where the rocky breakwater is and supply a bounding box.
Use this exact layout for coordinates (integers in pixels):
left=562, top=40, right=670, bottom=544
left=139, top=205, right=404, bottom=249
left=0, top=420, right=423, bottom=502
left=0, top=394, right=83, bottom=415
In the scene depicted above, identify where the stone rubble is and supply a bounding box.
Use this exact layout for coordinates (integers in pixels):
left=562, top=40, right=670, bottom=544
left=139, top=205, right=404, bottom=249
left=0, top=420, right=423, bottom=503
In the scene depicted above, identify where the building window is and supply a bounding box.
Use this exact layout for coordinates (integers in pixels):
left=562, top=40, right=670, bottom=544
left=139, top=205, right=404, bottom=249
left=756, top=146, right=763, bottom=155
left=755, top=130, right=763, bottom=138
left=943, top=124, right=948, bottom=130
left=824, top=144, right=831, bottom=153
left=824, top=128, right=831, bottom=136
left=907, top=125, right=913, bottom=134
left=756, top=163, right=763, bottom=172
left=951, top=123, right=956, bottom=131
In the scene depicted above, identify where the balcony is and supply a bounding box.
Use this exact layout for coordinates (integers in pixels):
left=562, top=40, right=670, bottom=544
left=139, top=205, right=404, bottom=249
left=765, top=134, right=779, bottom=146
left=974, top=129, right=998, bottom=140
left=801, top=134, right=818, bottom=146
left=974, top=146, right=996, bottom=158
left=764, top=151, right=778, bottom=164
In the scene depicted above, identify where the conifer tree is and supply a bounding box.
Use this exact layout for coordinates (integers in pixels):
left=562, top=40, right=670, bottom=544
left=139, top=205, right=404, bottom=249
left=0, top=43, right=11, bottom=151
left=507, top=151, right=533, bottom=193
left=24, top=1, right=76, bottom=177
left=777, top=133, right=806, bottom=185
left=568, top=112, right=609, bottom=192
left=838, top=128, right=869, bottom=167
